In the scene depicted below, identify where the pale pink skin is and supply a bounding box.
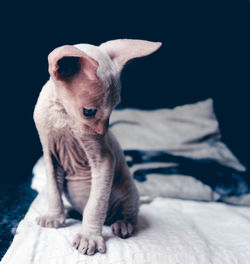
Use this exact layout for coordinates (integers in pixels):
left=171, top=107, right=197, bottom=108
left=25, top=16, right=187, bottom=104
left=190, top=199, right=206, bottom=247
left=33, top=39, right=162, bottom=255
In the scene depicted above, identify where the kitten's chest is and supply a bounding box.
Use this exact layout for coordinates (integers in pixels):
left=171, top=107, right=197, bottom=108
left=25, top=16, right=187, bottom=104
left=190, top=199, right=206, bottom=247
left=49, top=127, right=91, bottom=179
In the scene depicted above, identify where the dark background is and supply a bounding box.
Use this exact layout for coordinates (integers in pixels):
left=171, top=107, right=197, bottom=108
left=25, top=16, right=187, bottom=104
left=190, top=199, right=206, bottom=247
left=0, top=1, right=249, bottom=183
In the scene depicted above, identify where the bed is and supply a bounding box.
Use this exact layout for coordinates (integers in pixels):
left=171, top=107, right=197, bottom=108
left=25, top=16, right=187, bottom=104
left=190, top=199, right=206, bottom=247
left=2, top=99, right=250, bottom=264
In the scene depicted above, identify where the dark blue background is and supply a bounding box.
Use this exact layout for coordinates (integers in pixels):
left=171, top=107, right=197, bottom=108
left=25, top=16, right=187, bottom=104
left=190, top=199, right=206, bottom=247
left=0, top=0, right=249, bottom=183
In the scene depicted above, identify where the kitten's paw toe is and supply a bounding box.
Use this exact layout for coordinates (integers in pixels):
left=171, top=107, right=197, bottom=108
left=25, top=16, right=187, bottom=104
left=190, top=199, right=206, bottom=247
left=111, top=220, right=134, bottom=238
left=72, top=233, right=106, bottom=255
left=36, top=213, right=65, bottom=228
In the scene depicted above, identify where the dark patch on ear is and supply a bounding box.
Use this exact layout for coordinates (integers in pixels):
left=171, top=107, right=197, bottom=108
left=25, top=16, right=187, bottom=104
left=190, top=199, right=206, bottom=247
left=57, top=57, right=80, bottom=80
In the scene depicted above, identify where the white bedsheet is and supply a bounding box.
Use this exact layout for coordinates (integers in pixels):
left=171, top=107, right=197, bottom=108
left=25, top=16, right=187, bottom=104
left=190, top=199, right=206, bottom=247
left=2, top=158, right=250, bottom=264
left=2, top=100, right=250, bottom=263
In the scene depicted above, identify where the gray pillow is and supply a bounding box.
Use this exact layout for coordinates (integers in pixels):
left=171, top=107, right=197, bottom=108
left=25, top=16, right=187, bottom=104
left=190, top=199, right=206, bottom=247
left=110, top=99, right=247, bottom=204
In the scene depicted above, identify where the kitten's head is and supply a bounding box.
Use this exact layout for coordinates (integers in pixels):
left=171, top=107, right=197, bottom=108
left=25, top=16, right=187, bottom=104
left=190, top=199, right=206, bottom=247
left=48, top=39, right=162, bottom=136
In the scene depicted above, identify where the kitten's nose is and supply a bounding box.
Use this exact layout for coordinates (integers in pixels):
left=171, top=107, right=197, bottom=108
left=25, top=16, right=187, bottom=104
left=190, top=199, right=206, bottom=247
left=95, top=119, right=109, bottom=136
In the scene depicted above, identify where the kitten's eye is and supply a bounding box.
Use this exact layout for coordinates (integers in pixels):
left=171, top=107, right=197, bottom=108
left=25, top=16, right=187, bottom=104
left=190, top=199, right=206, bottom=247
left=83, top=108, right=97, bottom=117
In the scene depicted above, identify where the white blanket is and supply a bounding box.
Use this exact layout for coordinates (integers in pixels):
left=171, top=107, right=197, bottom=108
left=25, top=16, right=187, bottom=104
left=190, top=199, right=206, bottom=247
left=2, top=100, right=250, bottom=263
left=2, top=157, right=250, bottom=264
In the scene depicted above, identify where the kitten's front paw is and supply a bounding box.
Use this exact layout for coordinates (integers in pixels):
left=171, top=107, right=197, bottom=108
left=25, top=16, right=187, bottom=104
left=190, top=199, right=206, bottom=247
left=72, top=233, right=106, bottom=255
left=111, top=220, right=134, bottom=238
left=36, top=213, right=66, bottom=228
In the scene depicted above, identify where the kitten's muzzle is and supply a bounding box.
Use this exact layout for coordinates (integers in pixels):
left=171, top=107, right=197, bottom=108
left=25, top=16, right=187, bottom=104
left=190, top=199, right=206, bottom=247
left=95, top=118, right=110, bottom=136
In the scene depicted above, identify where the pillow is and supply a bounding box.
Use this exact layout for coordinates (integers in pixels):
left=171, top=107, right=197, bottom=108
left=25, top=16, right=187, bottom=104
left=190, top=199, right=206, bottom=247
left=110, top=99, right=248, bottom=204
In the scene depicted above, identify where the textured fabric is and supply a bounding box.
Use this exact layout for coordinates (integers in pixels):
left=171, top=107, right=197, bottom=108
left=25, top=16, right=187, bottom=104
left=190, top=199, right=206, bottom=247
left=2, top=100, right=250, bottom=263
left=2, top=161, right=250, bottom=264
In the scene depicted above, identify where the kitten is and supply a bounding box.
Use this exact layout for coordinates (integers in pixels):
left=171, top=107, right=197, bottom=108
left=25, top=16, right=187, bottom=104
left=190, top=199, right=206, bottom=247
left=33, top=39, right=162, bottom=255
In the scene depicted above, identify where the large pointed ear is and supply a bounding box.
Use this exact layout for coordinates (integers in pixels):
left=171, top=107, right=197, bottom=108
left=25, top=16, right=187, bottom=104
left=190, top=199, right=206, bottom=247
left=100, top=39, right=162, bottom=71
left=48, top=45, right=98, bottom=82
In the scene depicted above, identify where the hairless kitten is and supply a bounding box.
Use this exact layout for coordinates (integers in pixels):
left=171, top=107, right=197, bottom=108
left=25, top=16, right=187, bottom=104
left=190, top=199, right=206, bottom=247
left=33, top=39, right=162, bottom=255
